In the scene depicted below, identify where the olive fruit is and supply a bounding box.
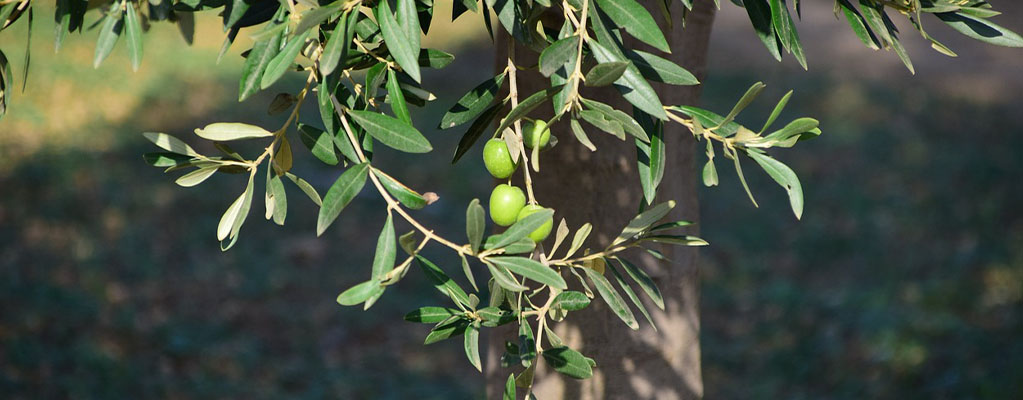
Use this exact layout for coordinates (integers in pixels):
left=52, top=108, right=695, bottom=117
left=516, top=204, right=554, bottom=242
left=483, top=139, right=517, bottom=179
left=523, top=119, right=551, bottom=149
left=490, top=184, right=526, bottom=226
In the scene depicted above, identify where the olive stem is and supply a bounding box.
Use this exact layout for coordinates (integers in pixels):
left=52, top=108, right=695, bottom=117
left=506, top=41, right=538, bottom=205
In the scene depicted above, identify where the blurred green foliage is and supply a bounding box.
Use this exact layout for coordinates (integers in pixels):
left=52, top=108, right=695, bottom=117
left=1, top=5, right=1021, bottom=400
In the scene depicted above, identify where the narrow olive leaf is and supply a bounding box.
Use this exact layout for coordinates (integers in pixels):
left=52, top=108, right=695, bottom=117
left=760, top=90, right=793, bottom=134
left=319, top=11, right=349, bottom=75
left=396, top=0, right=421, bottom=51
left=376, top=0, right=421, bottom=82
left=452, top=102, right=503, bottom=163
left=372, top=169, right=428, bottom=209
left=386, top=69, right=412, bottom=124
left=594, top=0, right=670, bottom=53
left=719, top=81, right=766, bottom=129
left=490, top=209, right=555, bottom=249
left=425, top=319, right=469, bottom=344
left=583, top=267, right=639, bottom=330
left=93, top=8, right=123, bottom=68
left=316, top=163, right=370, bottom=236
left=268, top=174, right=287, bottom=225
left=404, top=307, right=460, bottom=323
left=294, top=1, right=343, bottom=35
left=175, top=166, right=218, bottom=187
left=761, top=117, right=818, bottom=144
left=747, top=151, right=804, bottom=219
left=553, top=291, right=591, bottom=311
left=371, top=213, right=396, bottom=281
left=612, top=200, right=675, bottom=246
left=612, top=258, right=663, bottom=310
left=584, top=61, right=631, bottom=87
left=217, top=187, right=247, bottom=241
left=493, top=85, right=564, bottom=135
left=486, top=261, right=528, bottom=292
left=143, top=152, right=192, bottom=167
left=587, top=40, right=666, bottom=120
left=261, top=30, right=311, bottom=89
left=195, top=122, right=273, bottom=141
left=219, top=176, right=256, bottom=250
left=626, top=49, right=699, bottom=85
left=569, top=118, right=597, bottom=151
left=143, top=132, right=199, bottom=156
left=769, top=0, right=808, bottom=69
left=337, top=280, right=383, bottom=306
left=239, top=25, right=283, bottom=101
left=419, top=49, right=456, bottom=68
left=838, top=0, right=881, bottom=50
left=464, top=325, right=482, bottom=372
left=670, top=105, right=742, bottom=137
left=484, top=236, right=536, bottom=255
left=518, top=321, right=537, bottom=364
left=124, top=1, right=143, bottom=71
left=549, top=219, right=570, bottom=256
left=608, top=263, right=656, bottom=330
left=566, top=223, right=592, bottom=259
left=538, top=36, right=579, bottom=77
left=440, top=73, right=506, bottom=129
left=285, top=172, right=322, bottom=206
left=298, top=124, right=339, bottom=165
left=937, top=11, right=1023, bottom=48
left=490, top=257, right=567, bottom=290
left=703, top=159, right=719, bottom=187
left=460, top=253, right=478, bottom=292
left=274, top=136, right=293, bottom=173
left=348, top=110, right=433, bottom=153
left=503, top=373, right=516, bottom=400
left=466, top=198, right=485, bottom=253
left=543, top=346, right=594, bottom=379
left=640, top=235, right=709, bottom=246
left=417, top=256, right=472, bottom=307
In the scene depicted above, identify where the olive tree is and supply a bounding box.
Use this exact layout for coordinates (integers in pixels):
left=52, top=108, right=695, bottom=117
left=0, top=0, right=1018, bottom=398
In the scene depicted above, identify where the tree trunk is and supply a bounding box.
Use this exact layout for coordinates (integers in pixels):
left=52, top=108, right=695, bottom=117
left=485, top=2, right=717, bottom=399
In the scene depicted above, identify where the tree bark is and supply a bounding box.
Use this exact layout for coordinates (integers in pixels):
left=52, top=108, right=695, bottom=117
left=485, top=2, right=716, bottom=399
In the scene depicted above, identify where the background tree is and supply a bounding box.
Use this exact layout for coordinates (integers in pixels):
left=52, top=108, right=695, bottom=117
left=0, top=0, right=1019, bottom=399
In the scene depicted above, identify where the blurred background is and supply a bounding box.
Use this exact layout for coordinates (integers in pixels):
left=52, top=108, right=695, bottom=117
left=1, top=2, right=1021, bottom=399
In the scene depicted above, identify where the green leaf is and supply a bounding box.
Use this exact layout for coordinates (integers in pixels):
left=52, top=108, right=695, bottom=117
left=194, top=122, right=273, bottom=141
left=143, top=152, right=192, bottom=167
left=261, top=30, right=310, bottom=89
left=583, top=267, right=639, bottom=330
left=538, top=36, right=579, bottom=77
left=396, top=0, right=422, bottom=53
left=337, top=280, right=384, bottom=306
left=483, top=236, right=536, bottom=255
left=640, top=234, right=708, bottom=246
left=762, top=117, right=818, bottom=143
left=376, top=0, right=421, bottom=82
left=440, top=73, right=506, bottom=129
left=566, top=222, right=592, bottom=259
left=294, top=1, right=343, bottom=36
left=490, top=257, right=567, bottom=290
left=743, top=0, right=783, bottom=61
left=486, top=261, right=528, bottom=292
left=504, top=373, right=516, bottom=400
left=371, top=213, right=396, bottom=281
left=542, top=346, right=593, bottom=379
left=124, top=1, right=143, bottom=71
left=419, top=49, right=456, bottom=68
left=626, top=50, right=699, bottom=85
left=404, top=307, right=461, bottom=323
left=493, top=85, right=564, bottom=135
left=93, top=7, right=123, bottom=68
left=372, top=169, right=428, bottom=209
left=747, top=151, right=804, bottom=219
left=587, top=39, right=666, bottom=120
left=143, top=132, right=199, bottom=156
left=417, top=256, right=472, bottom=308
left=720, top=81, right=766, bottom=129
left=594, top=0, right=670, bottom=53
left=452, top=102, right=504, bottom=163
left=612, top=200, right=675, bottom=246
left=217, top=175, right=255, bottom=250
left=319, top=11, right=350, bottom=76
left=464, top=325, right=482, bottom=372
left=175, top=166, right=217, bottom=187
left=316, top=162, right=369, bottom=236
left=584, top=61, right=631, bottom=87
left=553, top=291, right=590, bottom=311
left=298, top=124, right=340, bottom=165
left=239, top=23, right=283, bottom=101
left=760, top=90, right=793, bottom=134
left=614, top=257, right=664, bottom=310
left=268, top=174, right=287, bottom=225
left=425, top=319, right=469, bottom=344
left=937, top=11, right=1023, bottom=48
left=460, top=253, right=478, bottom=292
left=671, top=105, right=742, bottom=137
left=569, top=118, right=596, bottom=151
left=466, top=198, right=485, bottom=253
left=489, top=208, right=555, bottom=249
left=769, top=0, right=807, bottom=69
left=285, top=172, right=322, bottom=206
left=608, top=262, right=656, bottom=330
left=387, top=68, right=412, bottom=124
left=348, top=110, right=432, bottom=153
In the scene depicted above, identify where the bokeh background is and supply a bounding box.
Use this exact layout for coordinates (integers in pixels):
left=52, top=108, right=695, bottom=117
left=2, top=2, right=1021, bottom=399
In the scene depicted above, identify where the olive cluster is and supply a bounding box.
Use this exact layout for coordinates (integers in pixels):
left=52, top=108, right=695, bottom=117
left=483, top=120, right=554, bottom=242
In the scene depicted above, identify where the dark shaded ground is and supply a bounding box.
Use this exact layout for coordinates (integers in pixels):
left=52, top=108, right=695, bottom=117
left=2, top=3, right=1022, bottom=399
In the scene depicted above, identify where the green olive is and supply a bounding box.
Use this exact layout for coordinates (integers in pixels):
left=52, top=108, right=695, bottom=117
left=515, top=204, right=553, bottom=242
left=523, top=119, right=551, bottom=149
left=483, top=139, right=517, bottom=179
left=490, top=184, right=526, bottom=227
